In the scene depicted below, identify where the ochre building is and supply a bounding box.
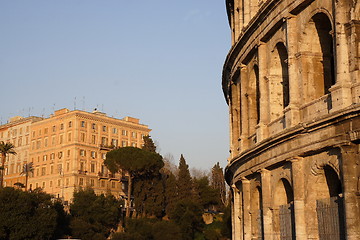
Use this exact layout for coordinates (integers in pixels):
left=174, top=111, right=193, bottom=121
left=222, top=0, right=360, bottom=239
left=0, top=108, right=150, bottom=203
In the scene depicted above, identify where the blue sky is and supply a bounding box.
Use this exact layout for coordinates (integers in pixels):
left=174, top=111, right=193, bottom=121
left=0, top=1, right=230, bottom=171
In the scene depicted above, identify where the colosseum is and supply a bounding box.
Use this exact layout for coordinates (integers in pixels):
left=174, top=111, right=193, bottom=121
left=222, top=0, right=360, bottom=239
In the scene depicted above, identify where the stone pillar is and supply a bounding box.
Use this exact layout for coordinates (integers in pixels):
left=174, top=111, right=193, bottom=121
left=232, top=184, right=243, bottom=240
left=339, top=144, right=360, bottom=240
left=242, top=177, right=251, bottom=240
left=345, top=20, right=360, bottom=103
left=329, top=0, right=352, bottom=112
left=284, top=16, right=300, bottom=127
left=240, top=65, right=249, bottom=150
left=290, top=157, right=307, bottom=240
left=260, top=169, right=273, bottom=240
left=256, top=43, right=269, bottom=142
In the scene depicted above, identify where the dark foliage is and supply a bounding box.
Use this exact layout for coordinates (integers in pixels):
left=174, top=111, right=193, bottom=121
left=0, top=187, right=68, bottom=240
left=70, top=187, right=122, bottom=240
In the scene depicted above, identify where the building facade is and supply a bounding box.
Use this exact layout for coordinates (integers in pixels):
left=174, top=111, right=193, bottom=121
left=1, top=108, right=150, bottom=203
left=222, top=0, right=360, bottom=239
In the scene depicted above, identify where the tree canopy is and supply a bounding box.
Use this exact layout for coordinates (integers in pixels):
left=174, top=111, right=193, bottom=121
left=0, top=187, right=67, bottom=240
left=105, top=147, right=163, bottom=178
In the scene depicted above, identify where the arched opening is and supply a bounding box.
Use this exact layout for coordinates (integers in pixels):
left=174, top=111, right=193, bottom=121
left=316, top=165, right=345, bottom=239
left=273, top=178, right=295, bottom=240
left=251, top=186, right=264, bottom=240
left=269, top=42, right=290, bottom=121
left=301, top=13, right=335, bottom=102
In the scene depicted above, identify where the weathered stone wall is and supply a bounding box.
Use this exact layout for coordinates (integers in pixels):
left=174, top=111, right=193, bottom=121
left=223, top=0, right=360, bottom=239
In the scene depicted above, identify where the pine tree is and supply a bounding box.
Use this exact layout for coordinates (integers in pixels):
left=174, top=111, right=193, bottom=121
left=142, top=135, right=157, bottom=153
left=177, top=154, right=193, bottom=201
left=165, top=172, right=178, bottom=215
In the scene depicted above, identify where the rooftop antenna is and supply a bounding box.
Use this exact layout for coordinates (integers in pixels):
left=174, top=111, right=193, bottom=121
left=41, top=108, right=45, bottom=118
left=82, top=96, right=85, bottom=111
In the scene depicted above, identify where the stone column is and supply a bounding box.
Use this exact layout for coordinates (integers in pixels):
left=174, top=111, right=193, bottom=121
left=284, top=16, right=300, bottom=127
left=260, top=169, right=273, bottom=240
left=232, top=184, right=243, bottom=240
left=339, top=144, right=360, bottom=240
left=329, top=0, right=352, bottom=111
left=256, top=43, right=269, bottom=142
left=240, top=65, right=249, bottom=150
left=242, top=177, right=251, bottom=240
left=291, top=157, right=307, bottom=240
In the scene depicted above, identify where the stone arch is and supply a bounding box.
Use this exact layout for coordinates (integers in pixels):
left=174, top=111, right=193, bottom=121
left=300, top=12, right=335, bottom=102
left=273, top=178, right=295, bottom=239
left=269, top=42, right=290, bottom=121
left=251, top=185, right=264, bottom=239
left=312, top=164, right=345, bottom=239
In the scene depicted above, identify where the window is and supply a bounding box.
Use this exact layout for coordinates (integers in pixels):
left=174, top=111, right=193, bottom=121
left=80, top=162, right=85, bottom=171
left=90, top=163, right=96, bottom=173
left=32, top=131, right=35, bottom=137
left=42, top=182, right=45, bottom=188
left=112, top=128, right=117, bottom=134
left=122, top=130, right=127, bottom=136
left=132, top=132, right=137, bottom=138
left=43, top=155, right=47, bottom=161
left=57, top=179, right=61, bottom=187
left=92, top=123, right=96, bottom=130
left=59, top=135, right=63, bottom=144
left=79, top=178, right=84, bottom=186
left=50, top=181, right=53, bottom=187
left=41, top=167, right=46, bottom=176
left=92, top=135, right=96, bottom=144
left=52, top=126, right=56, bottom=132
left=90, top=179, right=95, bottom=187
left=102, top=153, right=106, bottom=160
left=122, top=141, right=127, bottom=147
left=58, top=152, right=63, bottom=159
left=50, top=153, right=55, bottom=160
left=38, top=129, right=41, bottom=136
left=51, top=165, right=54, bottom=174
left=68, top=121, right=72, bottom=128
left=102, top=125, right=107, bottom=132
left=60, top=123, right=64, bottom=130
left=18, top=137, right=22, bottom=147
left=132, top=142, right=137, bottom=147
left=36, top=140, right=41, bottom=149
left=19, top=128, right=22, bottom=135
left=101, top=180, right=105, bottom=187
left=81, top=121, right=85, bottom=127
left=112, top=182, right=116, bottom=188
left=44, top=128, right=48, bottom=134
left=68, top=133, right=71, bottom=142
left=111, top=139, right=118, bottom=147
left=52, top=136, right=56, bottom=145
left=66, top=178, right=69, bottom=186
left=101, top=137, right=108, bottom=145
left=91, top=151, right=97, bottom=159
left=66, top=162, right=70, bottom=171
left=44, top=138, right=48, bottom=147
left=80, top=150, right=86, bottom=157
left=80, top=133, right=85, bottom=142
left=67, top=150, right=70, bottom=157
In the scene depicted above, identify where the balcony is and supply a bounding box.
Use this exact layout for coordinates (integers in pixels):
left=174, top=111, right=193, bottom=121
left=78, top=170, right=87, bottom=175
left=99, top=144, right=116, bottom=151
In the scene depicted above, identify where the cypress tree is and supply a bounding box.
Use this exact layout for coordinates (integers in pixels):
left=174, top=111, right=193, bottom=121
left=177, top=154, right=193, bottom=201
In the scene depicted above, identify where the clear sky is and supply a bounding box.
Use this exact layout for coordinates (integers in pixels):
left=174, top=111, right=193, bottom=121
left=0, top=1, right=231, bottom=171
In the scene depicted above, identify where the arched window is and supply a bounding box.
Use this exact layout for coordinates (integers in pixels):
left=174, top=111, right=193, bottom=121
left=269, top=42, right=289, bottom=120
left=301, top=13, right=335, bottom=101
left=248, top=65, right=260, bottom=134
